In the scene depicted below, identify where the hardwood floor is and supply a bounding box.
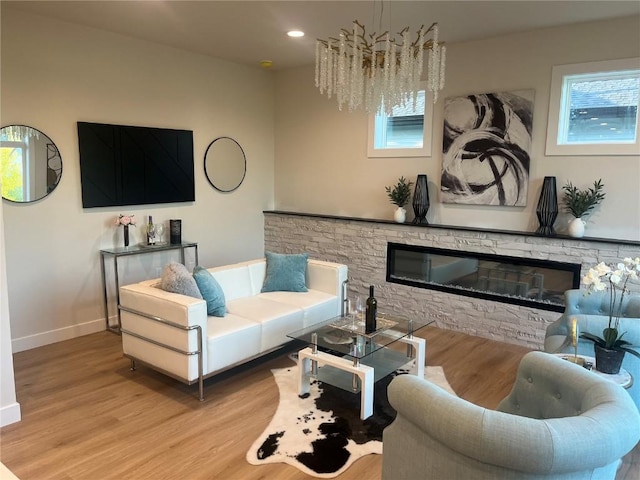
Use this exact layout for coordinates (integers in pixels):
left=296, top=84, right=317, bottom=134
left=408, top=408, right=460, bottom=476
left=1, top=327, right=638, bottom=479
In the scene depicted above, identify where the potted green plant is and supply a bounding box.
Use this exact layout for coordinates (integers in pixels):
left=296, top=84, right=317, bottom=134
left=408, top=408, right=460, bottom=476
left=561, top=179, right=605, bottom=238
left=580, top=257, right=640, bottom=374
left=385, top=176, right=413, bottom=223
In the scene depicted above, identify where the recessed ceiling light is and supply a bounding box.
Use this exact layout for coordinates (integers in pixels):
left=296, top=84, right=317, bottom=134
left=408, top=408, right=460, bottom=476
left=287, top=30, right=304, bottom=38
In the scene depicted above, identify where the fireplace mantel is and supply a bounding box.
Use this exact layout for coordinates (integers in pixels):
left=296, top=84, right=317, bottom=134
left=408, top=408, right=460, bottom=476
left=264, top=210, right=640, bottom=247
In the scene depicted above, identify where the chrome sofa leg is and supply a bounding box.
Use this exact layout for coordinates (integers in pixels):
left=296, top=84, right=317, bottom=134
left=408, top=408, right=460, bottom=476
left=130, top=359, right=137, bottom=371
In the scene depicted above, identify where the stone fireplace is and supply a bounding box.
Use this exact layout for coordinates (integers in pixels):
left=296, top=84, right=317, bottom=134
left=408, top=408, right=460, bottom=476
left=264, top=211, right=640, bottom=349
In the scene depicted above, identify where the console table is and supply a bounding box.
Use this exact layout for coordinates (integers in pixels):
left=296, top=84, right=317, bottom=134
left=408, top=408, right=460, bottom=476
left=100, top=242, right=198, bottom=333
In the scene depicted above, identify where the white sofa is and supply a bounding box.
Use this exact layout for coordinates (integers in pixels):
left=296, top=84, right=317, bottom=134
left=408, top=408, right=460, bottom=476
left=119, top=258, right=348, bottom=399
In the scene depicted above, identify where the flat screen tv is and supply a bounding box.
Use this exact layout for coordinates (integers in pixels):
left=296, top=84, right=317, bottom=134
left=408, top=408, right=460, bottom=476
left=78, top=122, right=195, bottom=208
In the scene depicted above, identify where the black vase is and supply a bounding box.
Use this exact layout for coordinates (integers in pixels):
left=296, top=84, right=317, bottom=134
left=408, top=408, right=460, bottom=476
left=594, top=344, right=625, bottom=374
left=412, top=174, right=430, bottom=225
left=123, top=225, right=130, bottom=248
left=170, top=219, right=182, bottom=245
left=536, top=176, right=558, bottom=236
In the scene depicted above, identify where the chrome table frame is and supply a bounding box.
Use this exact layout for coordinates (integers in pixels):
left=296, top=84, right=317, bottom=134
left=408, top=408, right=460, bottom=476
left=100, top=242, right=198, bottom=333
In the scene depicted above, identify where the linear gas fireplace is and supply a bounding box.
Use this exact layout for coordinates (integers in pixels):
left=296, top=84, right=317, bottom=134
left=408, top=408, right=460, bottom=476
left=386, top=242, right=581, bottom=312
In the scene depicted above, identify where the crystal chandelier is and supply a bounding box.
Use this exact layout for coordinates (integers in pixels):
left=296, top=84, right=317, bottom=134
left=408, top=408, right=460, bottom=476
left=0, top=125, right=40, bottom=142
left=315, top=21, right=446, bottom=114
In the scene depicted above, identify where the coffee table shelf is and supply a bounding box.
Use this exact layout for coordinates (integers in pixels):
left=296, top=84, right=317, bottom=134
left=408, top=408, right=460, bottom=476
left=290, top=314, right=433, bottom=419
left=315, top=346, right=414, bottom=393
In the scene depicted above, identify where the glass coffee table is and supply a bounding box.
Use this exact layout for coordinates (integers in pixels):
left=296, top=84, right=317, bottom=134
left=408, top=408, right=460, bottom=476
left=287, top=314, right=434, bottom=419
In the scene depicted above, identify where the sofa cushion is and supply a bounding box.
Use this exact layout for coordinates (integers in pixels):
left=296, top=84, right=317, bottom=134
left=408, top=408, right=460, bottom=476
left=259, top=290, right=339, bottom=328
left=160, top=262, right=202, bottom=299
left=246, top=260, right=267, bottom=295
left=261, top=251, right=309, bottom=293
left=209, top=264, right=253, bottom=301
left=193, top=266, right=226, bottom=317
left=206, top=314, right=262, bottom=373
left=226, top=296, right=304, bottom=351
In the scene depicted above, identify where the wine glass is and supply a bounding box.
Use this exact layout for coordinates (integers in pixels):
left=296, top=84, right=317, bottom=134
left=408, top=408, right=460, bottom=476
left=155, top=223, right=165, bottom=244
left=355, top=296, right=364, bottom=320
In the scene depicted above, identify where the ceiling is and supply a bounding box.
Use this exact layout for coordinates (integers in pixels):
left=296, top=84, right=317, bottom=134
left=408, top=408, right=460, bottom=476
left=4, top=1, right=640, bottom=70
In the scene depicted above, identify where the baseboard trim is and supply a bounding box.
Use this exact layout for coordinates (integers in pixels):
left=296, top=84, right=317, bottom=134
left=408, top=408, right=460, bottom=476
left=0, top=401, right=21, bottom=427
left=11, top=318, right=105, bottom=353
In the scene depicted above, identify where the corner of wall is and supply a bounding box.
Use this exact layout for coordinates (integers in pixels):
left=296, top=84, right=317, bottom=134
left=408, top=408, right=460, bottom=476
left=0, top=200, right=21, bottom=427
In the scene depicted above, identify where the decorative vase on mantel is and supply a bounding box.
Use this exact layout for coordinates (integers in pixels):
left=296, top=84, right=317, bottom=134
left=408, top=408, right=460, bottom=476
left=412, top=174, right=430, bottom=224
left=567, top=217, right=586, bottom=238
left=535, top=176, right=558, bottom=236
left=394, top=207, right=407, bottom=223
left=594, top=344, right=625, bottom=374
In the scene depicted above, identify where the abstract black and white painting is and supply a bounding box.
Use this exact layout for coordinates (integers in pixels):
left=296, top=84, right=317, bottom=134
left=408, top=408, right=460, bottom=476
left=440, top=90, right=534, bottom=206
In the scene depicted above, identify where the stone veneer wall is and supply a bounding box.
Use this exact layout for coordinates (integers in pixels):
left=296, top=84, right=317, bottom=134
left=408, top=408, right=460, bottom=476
left=264, top=211, right=640, bottom=349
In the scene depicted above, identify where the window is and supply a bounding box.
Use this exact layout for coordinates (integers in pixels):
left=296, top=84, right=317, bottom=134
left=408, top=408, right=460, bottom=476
left=546, top=58, right=640, bottom=155
left=1, top=141, right=27, bottom=202
left=368, top=90, right=433, bottom=157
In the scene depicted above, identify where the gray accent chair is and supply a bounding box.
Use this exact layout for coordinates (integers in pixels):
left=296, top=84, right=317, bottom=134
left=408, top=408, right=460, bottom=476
left=382, top=351, right=640, bottom=480
left=544, top=288, right=640, bottom=410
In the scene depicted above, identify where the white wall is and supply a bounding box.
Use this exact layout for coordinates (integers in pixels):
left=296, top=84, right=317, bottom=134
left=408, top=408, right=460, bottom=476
left=274, top=16, right=640, bottom=241
left=1, top=8, right=275, bottom=349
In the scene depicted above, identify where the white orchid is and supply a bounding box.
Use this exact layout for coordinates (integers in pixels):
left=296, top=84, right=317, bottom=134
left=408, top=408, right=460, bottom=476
left=580, top=257, right=640, bottom=356
left=582, top=268, right=606, bottom=291
left=584, top=258, right=640, bottom=293
left=593, top=262, right=611, bottom=276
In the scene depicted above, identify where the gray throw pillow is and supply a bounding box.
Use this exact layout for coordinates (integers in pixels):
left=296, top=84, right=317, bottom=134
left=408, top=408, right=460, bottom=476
left=160, top=262, right=203, bottom=299
left=193, top=266, right=226, bottom=317
left=261, top=252, right=309, bottom=293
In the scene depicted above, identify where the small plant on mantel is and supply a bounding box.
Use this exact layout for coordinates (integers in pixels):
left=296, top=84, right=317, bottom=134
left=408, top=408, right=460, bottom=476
left=385, top=176, right=413, bottom=207
left=562, top=179, right=606, bottom=218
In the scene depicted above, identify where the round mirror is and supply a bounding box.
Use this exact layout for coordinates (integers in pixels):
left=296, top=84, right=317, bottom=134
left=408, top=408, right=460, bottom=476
left=204, top=136, right=246, bottom=193
left=1, top=125, right=63, bottom=203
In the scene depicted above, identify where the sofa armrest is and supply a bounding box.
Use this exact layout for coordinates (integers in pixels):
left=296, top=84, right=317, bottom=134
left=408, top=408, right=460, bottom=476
left=546, top=313, right=640, bottom=351
left=119, top=283, right=208, bottom=384
left=543, top=315, right=570, bottom=353
left=120, top=282, right=207, bottom=328
left=307, top=259, right=348, bottom=298
left=546, top=290, right=640, bottom=354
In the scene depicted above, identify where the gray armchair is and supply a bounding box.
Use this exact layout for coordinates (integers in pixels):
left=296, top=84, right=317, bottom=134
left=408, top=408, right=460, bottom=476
left=382, top=351, right=640, bottom=480
left=544, top=288, right=640, bottom=409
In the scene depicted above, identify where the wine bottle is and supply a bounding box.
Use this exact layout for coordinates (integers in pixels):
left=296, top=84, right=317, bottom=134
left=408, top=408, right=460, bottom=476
left=365, top=285, right=377, bottom=334
left=147, top=215, right=156, bottom=245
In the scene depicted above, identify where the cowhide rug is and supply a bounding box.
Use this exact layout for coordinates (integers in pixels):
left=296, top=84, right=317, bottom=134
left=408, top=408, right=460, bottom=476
left=246, top=360, right=454, bottom=478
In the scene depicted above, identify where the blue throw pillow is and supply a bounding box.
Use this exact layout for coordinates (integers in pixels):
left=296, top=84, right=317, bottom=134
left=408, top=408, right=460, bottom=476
left=193, top=266, right=227, bottom=317
left=261, top=252, right=309, bottom=293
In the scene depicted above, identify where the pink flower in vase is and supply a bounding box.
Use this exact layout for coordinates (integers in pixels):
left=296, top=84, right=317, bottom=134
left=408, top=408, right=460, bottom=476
left=116, top=214, right=136, bottom=227
left=115, top=214, right=136, bottom=247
